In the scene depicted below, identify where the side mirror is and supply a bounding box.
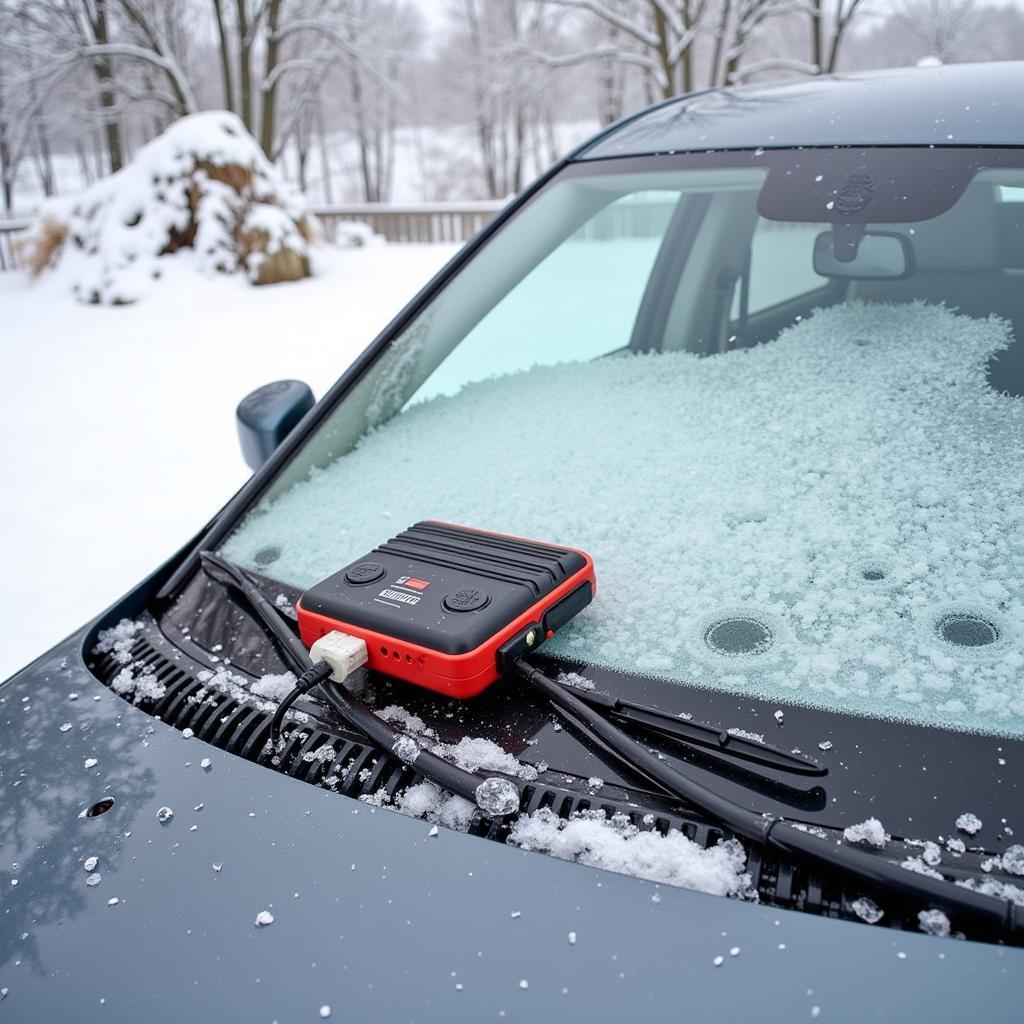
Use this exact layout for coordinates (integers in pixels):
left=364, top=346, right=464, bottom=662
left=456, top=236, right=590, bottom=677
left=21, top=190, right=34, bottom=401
left=813, top=230, right=915, bottom=280
left=236, top=380, right=314, bottom=471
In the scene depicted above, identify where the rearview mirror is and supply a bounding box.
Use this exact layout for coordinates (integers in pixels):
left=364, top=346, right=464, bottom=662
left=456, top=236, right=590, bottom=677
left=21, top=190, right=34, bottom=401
left=236, top=380, right=314, bottom=471
left=813, top=230, right=915, bottom=280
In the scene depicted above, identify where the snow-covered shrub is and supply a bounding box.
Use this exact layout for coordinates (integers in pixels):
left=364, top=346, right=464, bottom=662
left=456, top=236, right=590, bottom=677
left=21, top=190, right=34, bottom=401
left=19, top=111, right=316, bottom=304
left=333, top=220, right=382, bottom=248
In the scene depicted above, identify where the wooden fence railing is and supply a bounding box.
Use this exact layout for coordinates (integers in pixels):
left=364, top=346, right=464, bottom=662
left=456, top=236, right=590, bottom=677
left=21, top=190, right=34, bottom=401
left=0, top=203, right=507, bottom=271
left=314, top=201, right=505, bottom=244
left=0, top=200, right=811, bottom=271
left=0, top=218, right=30, bottom=272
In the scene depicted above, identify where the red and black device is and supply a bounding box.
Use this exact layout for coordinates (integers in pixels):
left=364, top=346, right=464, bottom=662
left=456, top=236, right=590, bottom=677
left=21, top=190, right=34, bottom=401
left=296, top=521, right=596, bottom=698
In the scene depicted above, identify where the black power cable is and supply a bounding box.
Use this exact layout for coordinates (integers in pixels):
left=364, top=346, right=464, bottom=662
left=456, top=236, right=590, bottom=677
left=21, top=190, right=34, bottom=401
left=514, top=659, right=1023, bottom=940
left=199, top=552, right=518, bottom=812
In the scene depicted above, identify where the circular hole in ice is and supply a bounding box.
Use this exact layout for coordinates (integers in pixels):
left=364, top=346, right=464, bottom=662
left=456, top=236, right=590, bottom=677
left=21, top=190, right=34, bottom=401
left=936, top=613, right=999, bottom=649
left=704, top=617, right=774, bottom=657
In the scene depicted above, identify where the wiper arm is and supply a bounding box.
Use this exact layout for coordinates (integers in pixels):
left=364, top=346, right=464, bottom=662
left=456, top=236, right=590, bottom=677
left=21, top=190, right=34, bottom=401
left=566, top=686, right=825, bottom=777
left=517, top=660, right=1023, bottom=941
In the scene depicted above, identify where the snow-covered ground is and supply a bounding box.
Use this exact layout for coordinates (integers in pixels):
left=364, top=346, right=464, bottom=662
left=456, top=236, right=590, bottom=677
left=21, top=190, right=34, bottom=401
left=0, top=242, right=458, bottom=680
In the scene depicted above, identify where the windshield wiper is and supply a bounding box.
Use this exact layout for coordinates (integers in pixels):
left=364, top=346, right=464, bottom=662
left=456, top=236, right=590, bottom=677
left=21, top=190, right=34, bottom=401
left=516, top=661, right=1023, bottom=940
left=564, top=686, right=825, bottom=777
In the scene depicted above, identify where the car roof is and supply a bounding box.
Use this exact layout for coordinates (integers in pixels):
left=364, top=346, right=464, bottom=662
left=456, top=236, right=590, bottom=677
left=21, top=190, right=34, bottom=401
left=575, top=61, right=1024, bottom=159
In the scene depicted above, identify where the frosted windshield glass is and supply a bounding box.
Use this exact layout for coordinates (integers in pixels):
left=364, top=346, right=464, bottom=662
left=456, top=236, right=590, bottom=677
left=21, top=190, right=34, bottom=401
left=225, top=155, right=1024, bottom=738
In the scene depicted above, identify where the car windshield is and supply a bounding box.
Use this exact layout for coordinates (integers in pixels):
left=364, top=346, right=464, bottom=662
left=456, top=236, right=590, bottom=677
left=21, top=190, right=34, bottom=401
left=223, top=147, right=1024, bottom=740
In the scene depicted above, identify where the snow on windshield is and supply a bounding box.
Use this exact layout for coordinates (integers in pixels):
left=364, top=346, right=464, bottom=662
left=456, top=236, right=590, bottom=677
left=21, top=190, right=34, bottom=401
left=225, top=302, right=1024, bottom=737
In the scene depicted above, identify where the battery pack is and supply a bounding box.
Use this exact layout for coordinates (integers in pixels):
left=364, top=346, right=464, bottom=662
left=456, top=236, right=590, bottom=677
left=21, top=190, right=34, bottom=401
left=296, top=521, right=596, bottom=698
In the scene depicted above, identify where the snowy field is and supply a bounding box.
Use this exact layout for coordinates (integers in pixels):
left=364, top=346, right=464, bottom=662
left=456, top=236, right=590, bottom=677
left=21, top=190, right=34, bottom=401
left=0, top=242, right=458, bottom=680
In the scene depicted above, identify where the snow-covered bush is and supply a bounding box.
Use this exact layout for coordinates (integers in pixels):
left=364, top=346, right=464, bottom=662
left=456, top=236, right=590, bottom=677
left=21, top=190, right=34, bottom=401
left=18, top=111, right=316, bottom=304
left=333, top=220, right=382, bottom=248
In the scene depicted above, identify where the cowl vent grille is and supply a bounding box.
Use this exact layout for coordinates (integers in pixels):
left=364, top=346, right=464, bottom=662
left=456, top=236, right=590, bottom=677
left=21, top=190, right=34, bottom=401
left=89, top=617, right=1016, bottom=944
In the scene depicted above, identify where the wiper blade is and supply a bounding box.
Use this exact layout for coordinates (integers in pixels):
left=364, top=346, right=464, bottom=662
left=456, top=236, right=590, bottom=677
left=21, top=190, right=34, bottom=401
left=566, top=686, right=825, bottom=777
left=517, top=660, right=1023, bottom=941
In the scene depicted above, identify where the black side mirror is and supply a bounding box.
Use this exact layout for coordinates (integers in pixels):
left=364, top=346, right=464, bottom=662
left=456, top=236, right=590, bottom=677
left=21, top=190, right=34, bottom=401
left=236, top=380, right=314, bottom=471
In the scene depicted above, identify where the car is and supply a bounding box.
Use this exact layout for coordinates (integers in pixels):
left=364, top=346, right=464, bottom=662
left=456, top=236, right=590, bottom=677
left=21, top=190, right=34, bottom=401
left=3, top=60, right=1024, bottom=1022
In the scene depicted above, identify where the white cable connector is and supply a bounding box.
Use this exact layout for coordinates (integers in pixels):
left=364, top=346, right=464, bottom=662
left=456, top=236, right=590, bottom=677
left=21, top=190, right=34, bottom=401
left=309, top=630, right=368, bottom=683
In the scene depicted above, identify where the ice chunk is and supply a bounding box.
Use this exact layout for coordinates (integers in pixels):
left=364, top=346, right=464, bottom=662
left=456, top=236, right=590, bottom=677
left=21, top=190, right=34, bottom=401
left=432, top=737, right=538, bottom=781
left=727, top=727, right=764, bottom=744
left=391, top=734, right=421, bottom=764
left=918, top=909, right=951, bottom=937
left=393, top=781, right=475, bottom=832
left=509, top=807, right=753, bottom=898
left=110, top=663, right=166, bottom=702
left=557, top=671, right=595, bottom=692
left=84, top=758, right=98, bottom=769
left=255, top=910, right=274, bottom=927
left=842, top=817, right=888, bottom=848
left=378, top=705, right=439, bottom=742
left=475, top=777, right=520, bottom=817
left=156, top=806, right=173, bottom=824
left=901, top=855, right=944, bottom=880
left=251, top=672, right=297, bottom=702
left=956, top=812, right=982, bottom=835
left=83, top=856, right=98, bottom=872
left=86, top=873, right=102, bottom=887
left=1001, top=844, right=1024, bottom=876
left=93, top=619, right=141, bottom=665
left=850, top=896, right=884, bottom=924
left=955, top=876, right=1024, bottom=906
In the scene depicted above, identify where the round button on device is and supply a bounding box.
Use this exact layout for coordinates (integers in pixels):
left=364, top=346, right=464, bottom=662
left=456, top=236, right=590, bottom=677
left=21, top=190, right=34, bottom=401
left=443, top=588, right=491, bottom=613
left=344, top=561, right=386, bottom=586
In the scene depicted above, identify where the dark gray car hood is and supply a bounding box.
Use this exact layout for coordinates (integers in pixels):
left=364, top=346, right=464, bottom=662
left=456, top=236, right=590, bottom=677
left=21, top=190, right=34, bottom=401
left=1, top=636, right=1021, bottom=1023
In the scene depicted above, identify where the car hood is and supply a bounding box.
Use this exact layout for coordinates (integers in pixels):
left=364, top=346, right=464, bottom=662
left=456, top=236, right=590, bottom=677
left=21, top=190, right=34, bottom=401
left=1, top=634, right=1021, bottom=1023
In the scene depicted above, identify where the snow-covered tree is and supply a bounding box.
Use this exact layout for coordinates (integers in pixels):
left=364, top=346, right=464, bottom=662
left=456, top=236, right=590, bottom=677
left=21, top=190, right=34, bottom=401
left=445, top=0, right=572, bottom=198
left=894, top=0, right=997, bottom=64
left=541, top=0, right=809, bottom=96
left=546, top=0, right=714, bottom=97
